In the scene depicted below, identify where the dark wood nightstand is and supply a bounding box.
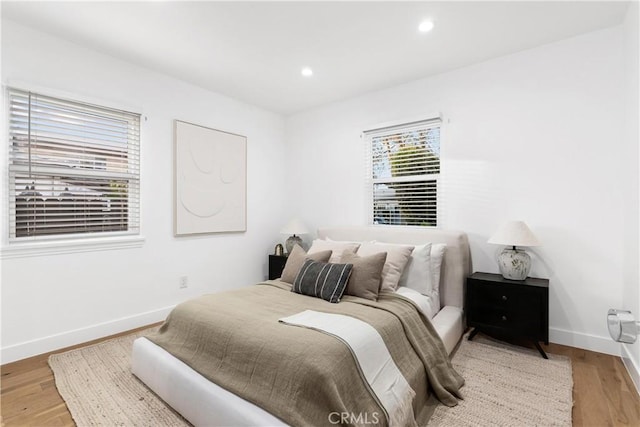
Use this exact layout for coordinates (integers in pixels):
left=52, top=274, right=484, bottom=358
left=268, top=255, right=288, bottom=280
left=466, top=272, right=549, bottom=359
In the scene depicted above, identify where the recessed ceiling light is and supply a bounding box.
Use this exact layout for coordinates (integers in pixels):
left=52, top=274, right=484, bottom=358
left=301, top=67, right=313, bottom=77
left=418, top=20, right=434, bottom=33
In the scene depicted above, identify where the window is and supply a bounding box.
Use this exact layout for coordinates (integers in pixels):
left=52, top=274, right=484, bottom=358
left=7, top=88, right=140, bottom=240
left=364, top=118, right=441, bottom=227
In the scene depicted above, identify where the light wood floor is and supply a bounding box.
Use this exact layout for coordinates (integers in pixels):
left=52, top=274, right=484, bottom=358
left=1, top=326, right=639, bottom=426
left=0, top=324, right=160, bottom=427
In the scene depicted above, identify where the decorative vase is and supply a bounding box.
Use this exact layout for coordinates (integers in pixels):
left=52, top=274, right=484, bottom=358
left=274, top=243, right=284, bottom=256
left=497, top=247, right=531, bottom=280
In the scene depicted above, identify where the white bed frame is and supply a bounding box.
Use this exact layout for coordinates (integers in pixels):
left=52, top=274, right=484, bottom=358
left=132, top=227, right=471, bottom=427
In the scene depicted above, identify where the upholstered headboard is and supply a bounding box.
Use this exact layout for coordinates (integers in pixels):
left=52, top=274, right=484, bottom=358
left=317, top=227, right=472, bottom=309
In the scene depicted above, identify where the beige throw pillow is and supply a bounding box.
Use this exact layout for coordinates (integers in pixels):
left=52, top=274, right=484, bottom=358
left=357, top=242, right=415, bottom=292
left=341, top=250, right=387, bottom=301
left=307, top=239, right=361, bottom=263
left=280, top=245, right=332, bottom=284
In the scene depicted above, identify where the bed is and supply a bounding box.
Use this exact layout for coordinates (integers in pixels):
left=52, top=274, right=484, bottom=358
left=132, top=226, right=471, bottom=426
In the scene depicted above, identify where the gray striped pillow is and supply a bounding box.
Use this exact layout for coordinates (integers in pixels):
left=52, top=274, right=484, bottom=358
left=292, top=259, right=353, bottom=303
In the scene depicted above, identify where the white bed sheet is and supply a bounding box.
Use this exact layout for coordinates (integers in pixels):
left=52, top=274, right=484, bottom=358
left=395, top=286, right=436, bottom=320
left=131, top=303, right=463, bottom=427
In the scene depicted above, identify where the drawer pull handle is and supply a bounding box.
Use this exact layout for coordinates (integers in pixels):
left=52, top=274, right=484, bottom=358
left=502, top=295, right=508, bottom=301
left=501, top=315, right=507, bottom=321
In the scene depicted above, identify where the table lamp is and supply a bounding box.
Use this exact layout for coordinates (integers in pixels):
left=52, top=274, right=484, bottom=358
left=280, top=218, right=309, bottom=254
left=488, top=220, right=540, bottom=280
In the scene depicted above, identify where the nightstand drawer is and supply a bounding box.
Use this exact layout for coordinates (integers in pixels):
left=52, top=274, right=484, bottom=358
left=468, top=283, right=530, bottom=310
left=469, top=307, right=540, bottom=333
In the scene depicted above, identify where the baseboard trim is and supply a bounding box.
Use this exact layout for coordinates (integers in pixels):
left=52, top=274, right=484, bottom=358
left=622, top=344, right=640, bottom=396
left=549, top=327, right=621, bottom=356
left=1, top=305, right=174, bottom=364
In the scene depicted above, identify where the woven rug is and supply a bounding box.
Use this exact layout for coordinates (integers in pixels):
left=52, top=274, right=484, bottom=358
left=49, top=329, right=572, bottom=426
left=430, top=334, right=573, bottom=426
left=49, top=328, right=188, bottom=427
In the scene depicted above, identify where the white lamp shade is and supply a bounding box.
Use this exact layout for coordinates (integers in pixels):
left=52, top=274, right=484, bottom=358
left=280, top=218, right=309, bottom=236
left=488, top=220, right=540, bottom=247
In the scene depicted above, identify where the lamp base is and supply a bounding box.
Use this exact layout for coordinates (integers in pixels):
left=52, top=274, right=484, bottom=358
left=285, top=235, right=303, bottom=254
left=497, top=247, right=531, bottom=280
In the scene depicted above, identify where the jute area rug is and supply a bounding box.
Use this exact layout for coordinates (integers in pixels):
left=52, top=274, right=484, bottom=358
left=430, top=334, right=572, bottom=426
left=49, top=329, right=572, bottom=426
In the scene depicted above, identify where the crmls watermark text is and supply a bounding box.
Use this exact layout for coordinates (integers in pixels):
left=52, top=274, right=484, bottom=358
left=328, top=412, right=381, bottom=425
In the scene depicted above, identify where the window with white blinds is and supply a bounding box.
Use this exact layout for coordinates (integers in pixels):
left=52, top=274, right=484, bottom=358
left=364, top=118, right=441, bottom=227
left=7, top=88, right=140, bottom=240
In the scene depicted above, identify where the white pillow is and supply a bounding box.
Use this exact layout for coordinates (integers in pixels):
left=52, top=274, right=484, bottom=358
left=396, top=286, right=435, bottom=320
left=430, top=243, right=447, bottom=313
left=357, top=242, right=414, bottom=292
left=308, top=239, right=361, bottom=263
left=398, top=243, right=433, bottom=295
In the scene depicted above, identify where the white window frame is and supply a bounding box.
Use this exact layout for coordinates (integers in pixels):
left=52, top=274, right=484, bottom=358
left=364, top=115, right=442, bottom=228
left=1, top=85, right=145, bottom=258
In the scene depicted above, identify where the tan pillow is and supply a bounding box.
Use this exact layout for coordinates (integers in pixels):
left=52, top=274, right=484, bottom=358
left=341, top=250, right=387, bottom=301
left=357, top=242, right=414, bottom=292
left=280, top=245, right=332, bottom=284
left=307, top=239, right=361, bottom=263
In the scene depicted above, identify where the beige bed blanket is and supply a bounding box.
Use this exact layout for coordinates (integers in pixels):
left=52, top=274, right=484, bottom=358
left=145, top=281, right=463, bottom=426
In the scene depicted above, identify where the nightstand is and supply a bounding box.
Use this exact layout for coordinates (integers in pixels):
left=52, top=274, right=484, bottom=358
left=466, top=272, right=549, bottom=359
left=268, top=254, right=288, bottom=280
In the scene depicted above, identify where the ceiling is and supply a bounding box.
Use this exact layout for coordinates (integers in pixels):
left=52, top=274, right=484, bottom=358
left=2, top=1, right=630, bottom=115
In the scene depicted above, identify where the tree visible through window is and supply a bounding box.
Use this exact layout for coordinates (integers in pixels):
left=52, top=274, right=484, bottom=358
left=7, top=88, right=140, bottom=239
left=366, top=119, right=440, bottom=227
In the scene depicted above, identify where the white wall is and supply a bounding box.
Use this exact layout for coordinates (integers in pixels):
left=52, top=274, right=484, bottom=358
left=621, top=1, right=640, bottom=392
left=286, top=26, right=627, bottom=355
left=0, top=20, right=287, bottom=363
left=1, top=14, right=636, bottom=365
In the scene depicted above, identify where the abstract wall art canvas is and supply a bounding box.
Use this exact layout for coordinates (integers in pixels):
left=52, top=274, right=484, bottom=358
left=174, top=120, right=247, bottom=235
